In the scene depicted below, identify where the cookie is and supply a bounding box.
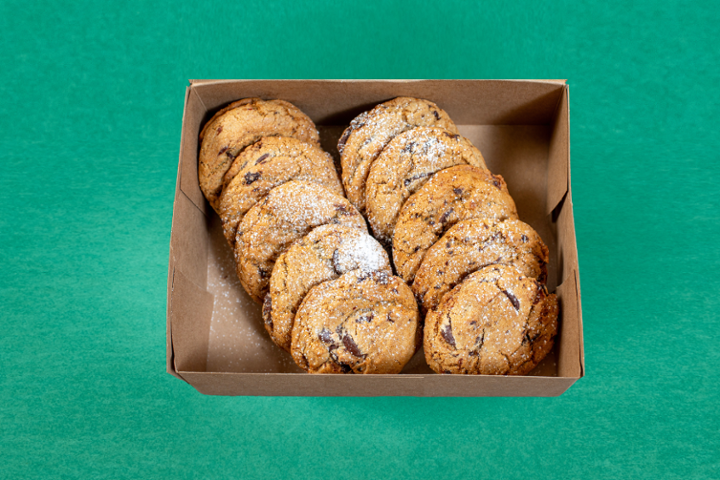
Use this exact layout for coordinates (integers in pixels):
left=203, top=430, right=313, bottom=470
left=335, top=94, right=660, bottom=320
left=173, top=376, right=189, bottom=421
left=218, top=136, right=343, bottom=247
left=424, top=265, right=558, bottom=375
left=264, top=225, right=392, bottom=352
left=392, top=165, right=518, bottom=283
left=338, top=97, right=458, bottom=213
left=234, top=181, right=366, bottom=303
left=198, top=98, right=320, bottom=211
left=365, top=127, right=489, bottom=243
left=291, top=270, right=419, bottom=374
left=412, top=218, right=549, bottom=315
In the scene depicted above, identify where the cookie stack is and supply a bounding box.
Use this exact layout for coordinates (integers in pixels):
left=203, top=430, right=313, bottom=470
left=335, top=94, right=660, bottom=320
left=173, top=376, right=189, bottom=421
left=339, top=97, right=559, bottom=376
left=198, top=96, right=558, bottom=377
left=198, top=98, right=419, bottom=375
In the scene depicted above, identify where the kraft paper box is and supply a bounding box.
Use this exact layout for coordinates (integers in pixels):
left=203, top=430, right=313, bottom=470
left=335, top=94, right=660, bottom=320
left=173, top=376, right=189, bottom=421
left=167, top=80, right=584, bottom=396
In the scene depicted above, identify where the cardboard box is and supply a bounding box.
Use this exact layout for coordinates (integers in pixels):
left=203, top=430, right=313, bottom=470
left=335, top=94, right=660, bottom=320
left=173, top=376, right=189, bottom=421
left=167, top=80, right=584, bottom=396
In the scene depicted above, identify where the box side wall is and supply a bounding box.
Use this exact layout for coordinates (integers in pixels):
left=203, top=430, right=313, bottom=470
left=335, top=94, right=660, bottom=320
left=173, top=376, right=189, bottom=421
left=168, top=86, right=214, bottom=375
left=551, top=85, right=584, bottom=378
left=191, top=80, right=565, bottom=126
left=167, top=86, right=192, bottom=379
left=171, top=269, right=214, bottom=372
left=179, top=372, right=577, bottom=397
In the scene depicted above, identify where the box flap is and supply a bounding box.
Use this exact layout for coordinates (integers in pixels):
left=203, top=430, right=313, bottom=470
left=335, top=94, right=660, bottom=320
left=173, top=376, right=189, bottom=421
left=547, top=85, right=570, bottom=214
left=179, top=86, right=208, bottom=214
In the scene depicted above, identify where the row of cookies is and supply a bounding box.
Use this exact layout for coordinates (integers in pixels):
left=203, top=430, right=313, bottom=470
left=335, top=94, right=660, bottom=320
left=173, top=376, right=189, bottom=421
left=197, top=98, right=421, bottom=374
left=338, top=98, right=559, bottom=375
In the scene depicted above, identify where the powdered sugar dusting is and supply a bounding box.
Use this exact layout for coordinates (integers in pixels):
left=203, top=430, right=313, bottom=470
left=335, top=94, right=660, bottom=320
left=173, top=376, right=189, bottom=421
left=335, top=231, right=388, bottom=273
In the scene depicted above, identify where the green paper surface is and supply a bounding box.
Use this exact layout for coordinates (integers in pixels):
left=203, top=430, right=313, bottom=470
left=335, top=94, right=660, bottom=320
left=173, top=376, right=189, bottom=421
left=1, top=0, right=718, bottom=478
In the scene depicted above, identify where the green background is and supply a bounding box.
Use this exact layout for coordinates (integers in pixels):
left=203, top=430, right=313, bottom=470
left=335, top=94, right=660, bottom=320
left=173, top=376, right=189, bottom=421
left=2, top=0, right=718, bottom=478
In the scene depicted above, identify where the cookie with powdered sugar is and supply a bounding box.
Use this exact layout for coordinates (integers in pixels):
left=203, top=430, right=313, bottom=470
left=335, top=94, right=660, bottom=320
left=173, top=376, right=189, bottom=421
left=291, top=270, right=419, bottom=374
left=218, top=136, right=343, bottom=247
left=198, top=98, right=320, bottom=211
left=338, top=97, right=458, bottom=214
left=412, top=218, right=549, bottom=315
left=263, top=225, right=392, bottom=352
left=424, top=265, right=558, bottom=375
left=365, top=127, right=489, bottom=243
left=392, top=165, right=518, bottom=283
left=235, top=181, right=367, bottom=303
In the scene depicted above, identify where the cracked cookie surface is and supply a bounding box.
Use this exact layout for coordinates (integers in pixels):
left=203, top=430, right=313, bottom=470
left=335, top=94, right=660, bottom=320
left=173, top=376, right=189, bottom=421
left=235, top=181, right=366, bottom=303
left=365, top=127, right=489, bottom=244
left=413, top=218, right=549, bottom=315
left=264, top=225, right=392, bottom=352
left=424, top=265, right=558, bottom=375
left=218, top=136, right=343, bottom=247
left=338, top=97, right=458, bottom=214
left=392, top=165, right=518, bottom=283
left=199, top=98, right=320, bottom=211
left=291, top=270, right=419, bottom=374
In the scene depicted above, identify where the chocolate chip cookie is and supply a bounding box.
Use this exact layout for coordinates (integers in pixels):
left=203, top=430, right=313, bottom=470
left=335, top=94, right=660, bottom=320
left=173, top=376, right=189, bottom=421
left=291, top=270, right=419, bottom=374
left=412, top=218, right=549, bottom=315
left=218, top=136, right=343, bottom=247
left=338, top=97, right=458, bottom=214
left=424, top=265, right=558, bottom=375
left=392, top=165, right=518, bottom=283
left=235, top=181, right=367, bottom=303
left=264, top=225, right=392, bottom=352
left=198, top=98, right=320, bottom=211
left=365, top=127, right=489, bottom=243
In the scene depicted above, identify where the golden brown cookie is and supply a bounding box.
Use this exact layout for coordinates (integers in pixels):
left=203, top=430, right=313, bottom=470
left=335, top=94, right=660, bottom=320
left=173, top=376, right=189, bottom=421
left=218, top=136, right=343, bottom=247
left=412, top=218, right=549, bottom=315
left=198, top=98, right=320, bottom=211
left=424, top=265, right=558, bottom=375
left=263, top=225, right=392, bottom=352
left=291, top=270, right=419, bottom=374
left=338, top=97, right=458, bottom=214
left=235, top=181, right=367, bottom=303
left=392, top=165, right=518, bottom=283
left=365, top=127, right=488, bottom=243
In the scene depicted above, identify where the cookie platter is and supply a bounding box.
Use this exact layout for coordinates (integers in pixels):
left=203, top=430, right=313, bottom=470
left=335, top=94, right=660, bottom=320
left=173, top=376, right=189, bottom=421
left=167, top=80, right=584, bottom=396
